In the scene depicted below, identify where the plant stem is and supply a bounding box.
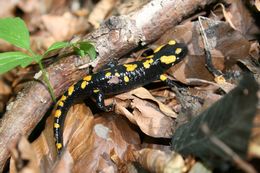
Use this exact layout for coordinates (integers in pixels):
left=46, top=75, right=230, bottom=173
left=29, top=49, right=56, bottom=102
left=38, top=61, right=57, bottom=102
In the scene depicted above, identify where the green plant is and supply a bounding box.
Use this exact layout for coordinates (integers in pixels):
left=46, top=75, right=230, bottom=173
left=0, top=17, right=96, bottom=102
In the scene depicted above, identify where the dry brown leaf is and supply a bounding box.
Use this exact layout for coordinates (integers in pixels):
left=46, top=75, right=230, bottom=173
left=256, top=0, right=260, bottom=11
left=189, top=162, right=211, bottom=173
left=0, top=79, right=11, bottom=113
left=88, top=0, right=118, bottom=28
left=116, top=0, right=149, bottom=15
left=187, top=86, right=221, bottom=112
left=199, top=18, right=250, bottom=66
left=114, top=100, right=136, bottom=124
left=239, top=59, right=260, bottom=76
left=249, top=142, right=260, bottom=159
left=41, top=12, right=89, bottom=41
left=0, top=1, right=17, bottom=17
left=150, top=89, right=180, bottom=114
left=140, top=143, right=172, bottom=154
left=219, top=1, right=254, bottom=34
left=17, top=0, right=44, bottom=14
left=132, top=98, right=175, bottom=138
left=52, top=150, right=73, bottom=173
left=169, top=19, right=250, bottom=84
left=64, top=104, right=94, bottom=158
left=114, top=87, right=177, bottom=137
left=238, top=57, right=260, bottom=85
left=98, top=165, right=116, bottom=173
left=29, top=104, right=94, bottom=172
left=154, top=22, right=193, bottom=46
left=30, top=10, right=91, bottom=52
left=248, top=110, right=260, bottom=158
left=9, top=136, right=40, bottom=173
left=131, top=87, right=177, bottom=118
left=31, top=117, right=56, bottom=169
left=133, top=148, right=186, bottom=173
left=218, top=3, right=238, bottom=30
left=171, top=55, right=214, bottom=84
left=70, top=112, right=140, bottom=172
left=0, top=39, right=17, bottom=52
left=249, top=41, right=260, bottom=60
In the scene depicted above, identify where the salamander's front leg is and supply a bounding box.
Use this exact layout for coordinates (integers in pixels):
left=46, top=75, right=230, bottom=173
left=93, top=89, right=114, bottom=112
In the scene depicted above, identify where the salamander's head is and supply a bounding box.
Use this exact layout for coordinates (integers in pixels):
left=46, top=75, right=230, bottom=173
left=153, top=40, right=188, bottom=69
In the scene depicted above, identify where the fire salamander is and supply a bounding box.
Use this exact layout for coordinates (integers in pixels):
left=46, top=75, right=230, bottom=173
left=54, top=40, right=188, bottom=154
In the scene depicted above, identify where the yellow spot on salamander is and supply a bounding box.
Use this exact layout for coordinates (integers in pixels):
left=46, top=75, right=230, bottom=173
left=54, top=110, right=62, bottom=118
left=60, top=95, right=67, bottom=101
left=215, top=75, right=226, bottom=84
left=154, top=45, right=164, bottom=53
left=81, top=81, right=88, bottom=89
left=93, top=89, right=100, bottom=93
left=160, top=74, right=167, bottom=81
left=146, top=55, right=154, bottom=59
left=68, top=85, right=74, bottom=96
left=115, top=72, right=120, bottom=77
left=123, top=64, right=138, bottom=72
left=160, top=55, right=176, bottom=64
left=143, top=59, right=154, bottom=69
left=56, top=143, right=62, bottom=149
left=124, top=75, right=129, bottom=82
left=175, top=48, right=182, bottom=54
left=105, top=72, right=112, bottom=77
left=54, top=123, right=60, bottom=128
left=168, top=40, right=176, bottom=45
left=143, top=61, right=150, bottom=68
left=58, top=101, right=64, bottom=107
left=84, top=75, right=92, bottom=81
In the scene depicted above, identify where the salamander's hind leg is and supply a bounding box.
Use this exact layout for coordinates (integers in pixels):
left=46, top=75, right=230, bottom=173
left=93, top=89, right=114, bottom=112
left=141, top=48, right=154, bottom=57
left=159, top=74, right=185, bottom=89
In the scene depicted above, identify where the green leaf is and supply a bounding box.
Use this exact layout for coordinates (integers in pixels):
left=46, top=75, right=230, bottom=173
left=74, top=42, right=96, bottom=60
left=44, top=41, right=70, bottom=56
left=0, top=52, right=33, bottom=74
left=171, top=74, right=258, bottom=167
left=34, top=55, right=43, bottom=63
left=0, top=17, right=30, bottom=50
left=73, top=46, right=84, bottom=57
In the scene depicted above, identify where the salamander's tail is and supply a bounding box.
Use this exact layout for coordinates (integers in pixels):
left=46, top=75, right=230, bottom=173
left=53, top=87, right=75, bottom=154
left=53, top=78, right=92, bottom=155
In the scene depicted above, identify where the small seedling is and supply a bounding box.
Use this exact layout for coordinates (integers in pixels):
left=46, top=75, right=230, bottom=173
left=0, top=17, right=96, bottom=101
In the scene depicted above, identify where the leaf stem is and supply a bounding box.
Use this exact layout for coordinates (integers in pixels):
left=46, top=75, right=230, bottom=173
left=29, top=49, right=56, bottom=102
left=38, top=61, right=56, bottom=102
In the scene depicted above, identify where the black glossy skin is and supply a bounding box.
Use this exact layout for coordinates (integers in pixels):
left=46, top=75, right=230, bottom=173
left=53, top=40, right=188, bottom=154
